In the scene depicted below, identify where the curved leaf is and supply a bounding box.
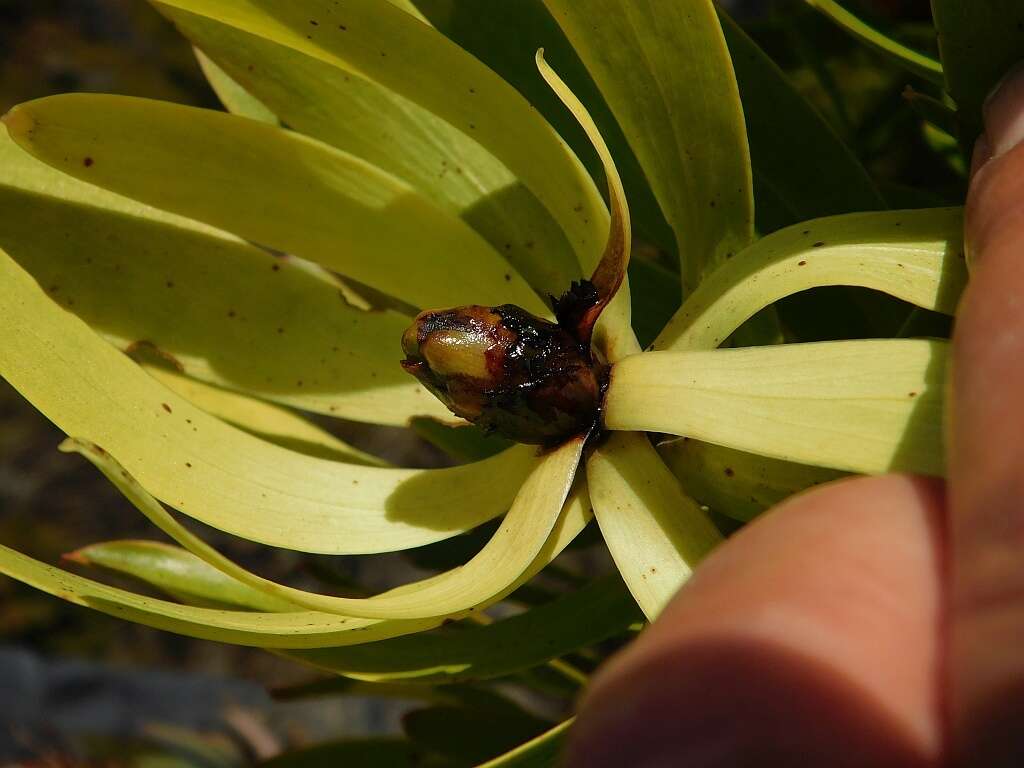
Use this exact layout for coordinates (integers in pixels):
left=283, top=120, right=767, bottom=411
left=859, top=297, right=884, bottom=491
left=587, top=432, right=722, bottom=620
left=536, top=50, right=631, bottom=347
left=805, top=0, right=943, bottom=85
left=64, top=435, right=583, bottom=620
left=654, top=208, right=966, bottom=352
left=146, top=0, right=641, bottom=361
left=3, top=94, right=545, bottom=315
left=169, top=8, right=578, bottom=297
left=73, top=479, right=594, bottom=618
left=475, top=720, right=572, bottom=768
left=195, top=47, right=278, bottom=123
left=143, top=366, right=384, bottom=466
left=0, top=543, right=438, bottom=649
left=289, top=574, right=637, bottom=683
left=657, top=438, right=846, bottom=522
left=67, top=539, right=296, bottom=611
left=76, top=538, right=635, bottom=684
left=543, top=0, right=754, bottom=291
left=409, top=0, right=676, bottom=255
left=0, top=480, right=593, bottom=649
left=605, top=339, right=948, bottom=476
left=0, top=249, right=536, bottom=554
left=0, top=131, right=445, bottom=426
left=147, top=0, right=609, bottom=279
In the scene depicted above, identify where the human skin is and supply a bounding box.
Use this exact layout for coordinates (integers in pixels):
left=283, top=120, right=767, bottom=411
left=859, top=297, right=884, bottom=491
left=566, top=64, right=1024, bottom=768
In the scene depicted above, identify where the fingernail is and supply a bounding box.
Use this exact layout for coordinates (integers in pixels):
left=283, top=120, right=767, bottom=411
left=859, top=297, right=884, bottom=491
left=983, top=61, right=1024, bottom=157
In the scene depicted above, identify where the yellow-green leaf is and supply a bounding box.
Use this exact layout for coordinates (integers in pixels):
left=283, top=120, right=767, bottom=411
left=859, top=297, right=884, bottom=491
left=147, top=0, right=609, bottom=282
left=0, top=479, right=594, bottom=649
left=194, top=47, right=278, bottom=123
left=654, top=208, right=966, bottom=352
left=0, top=249, right=536, bottom=554
left=73, top=539, right=636, bottom=683
left=587, top=432, right=722, bottom=620
left=169, top=8, right=578, bottom=297
left=657, top=438, right=846, bottom=522
left=64, top=435, right=583, bottom=620
left=68, top=539, right=297, bottom=611
left=0, top=543, right=437, bottom=649
left=144, top=366, right=384, bottom=466
left=0, top=132, right=444, bottom=426
left=536, top=50, right=634, bottom=353
left=543, top=0, right=754, bottom=291
left=605, top=340, right=947, bottom=476
left=3, top=94, right=545, bottom=315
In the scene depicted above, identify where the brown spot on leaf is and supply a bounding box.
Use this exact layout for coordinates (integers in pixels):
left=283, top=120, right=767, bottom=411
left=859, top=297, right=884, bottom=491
left=813, top=241, right=826, bottom=248
left=798, top=260, right=807, bottom=266
left=724, top=467, right=735, bottom=477
left=161, top=403, right=172, bottom=414
left=83, top=157, right=94, bottom=167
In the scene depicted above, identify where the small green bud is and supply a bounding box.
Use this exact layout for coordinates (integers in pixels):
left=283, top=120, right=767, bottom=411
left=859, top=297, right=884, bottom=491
left=401, top=304, right=602, bottom=445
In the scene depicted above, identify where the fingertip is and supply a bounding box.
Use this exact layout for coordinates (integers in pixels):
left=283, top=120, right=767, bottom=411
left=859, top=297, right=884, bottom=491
left=982, top=61, right=1024, bottom=159
left=566, top=475, right=946, bottom=768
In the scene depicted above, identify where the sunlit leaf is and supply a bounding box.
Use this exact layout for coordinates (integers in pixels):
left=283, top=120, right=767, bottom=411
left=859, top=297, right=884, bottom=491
left=536, top=50, right=632, bottom=350
left=3, top=94, right=545, bottom=315
left=805, top=0, right=943, bottom=85
left=194, top=47, right=278, bottom=123
left=169, top=8, right=578, bottom=297
left=67, top=539, right=296, bottom=612
left=65, top=435, right=582, bottom=620
left=77, top=541, right=629, bottom=688
left=0, top=543, right=437, bottom=649
left=147, top=0, right=609, bottom=281
left=606, top=339, right=947, bottom=476
left=411, top=0, right=676, bottom=254
left=0, top=131, right=445, bottom=426
left=0, top=480, right=593, bottom=649
left=145, top=0, right=643, bottom=361
left=587, top=432, right=721, bottom=619
left=654, top=208, right=966, bottom=352
left=657, top=438, right=846, bottom=522
left=142, top=366, right=384, bottom=466
left=544, top=0, right=754, bottom=290
left=0, top=249, right=536, bottom=554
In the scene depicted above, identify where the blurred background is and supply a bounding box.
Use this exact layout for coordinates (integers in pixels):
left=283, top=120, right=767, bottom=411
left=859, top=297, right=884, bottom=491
left=0, top=0, right=945, bottom=764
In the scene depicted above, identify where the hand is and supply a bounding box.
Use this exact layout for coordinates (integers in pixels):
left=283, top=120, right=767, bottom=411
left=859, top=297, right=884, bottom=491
left=566, top=64, right=1024, bottom=768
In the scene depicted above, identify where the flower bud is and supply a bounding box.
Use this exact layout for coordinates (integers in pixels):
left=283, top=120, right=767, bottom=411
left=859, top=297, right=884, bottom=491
left=401, top=304, right=602, bottom=445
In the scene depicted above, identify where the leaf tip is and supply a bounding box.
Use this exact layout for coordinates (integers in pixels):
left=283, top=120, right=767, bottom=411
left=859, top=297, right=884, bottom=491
left=62, top=548, right=91, bottom=566
left=1, top=104, right=33, bottom=139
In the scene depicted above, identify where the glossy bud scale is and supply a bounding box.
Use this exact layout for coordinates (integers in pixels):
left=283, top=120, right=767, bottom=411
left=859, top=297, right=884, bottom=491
left=401, top=304, right=602, bottom=445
